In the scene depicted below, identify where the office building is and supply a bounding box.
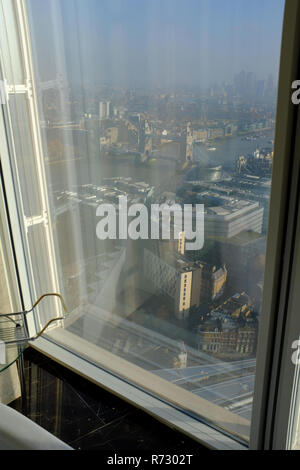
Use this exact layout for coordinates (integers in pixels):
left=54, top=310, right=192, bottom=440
left=143, top=248, right=227, bottom=319
left=198, top=191, right=264, bottom=238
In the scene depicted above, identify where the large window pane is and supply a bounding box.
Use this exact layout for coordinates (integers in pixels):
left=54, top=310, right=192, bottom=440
left=24, top=0, right=284, bottom=442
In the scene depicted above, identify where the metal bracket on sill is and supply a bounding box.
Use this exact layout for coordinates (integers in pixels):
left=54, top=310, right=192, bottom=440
left=0, top=293, right=67, bottom=347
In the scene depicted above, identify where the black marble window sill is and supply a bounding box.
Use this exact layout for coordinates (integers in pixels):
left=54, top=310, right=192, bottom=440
left=9, top=348, right=207, bottom=451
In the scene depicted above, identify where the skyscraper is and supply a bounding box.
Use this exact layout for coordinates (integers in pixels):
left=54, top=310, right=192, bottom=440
left=99, top=101, right=107, bottom=120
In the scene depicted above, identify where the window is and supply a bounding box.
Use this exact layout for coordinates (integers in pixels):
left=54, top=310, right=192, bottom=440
left=2, top=0, right=299, bottom=450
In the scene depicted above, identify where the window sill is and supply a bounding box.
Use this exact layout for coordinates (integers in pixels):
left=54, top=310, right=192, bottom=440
left=30, top=331, right=248, bottom=451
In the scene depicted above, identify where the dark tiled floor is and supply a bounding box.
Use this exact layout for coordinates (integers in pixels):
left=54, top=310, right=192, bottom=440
left=9, top=348, right=207, bottom=451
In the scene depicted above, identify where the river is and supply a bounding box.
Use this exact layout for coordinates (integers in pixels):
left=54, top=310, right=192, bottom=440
left=46, top=128, right=274, bottom=194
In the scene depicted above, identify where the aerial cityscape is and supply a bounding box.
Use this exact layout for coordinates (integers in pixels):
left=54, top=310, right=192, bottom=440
left=32, top=69, right=276, bottom=423
left=22, top=0, right=285, bottom=432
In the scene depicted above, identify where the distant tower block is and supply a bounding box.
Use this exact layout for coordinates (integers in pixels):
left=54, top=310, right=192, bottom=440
left=186, top=123, right=193, bottom=161
left=138, top=117, right=146, bottom=153
left=178, top=232, right=186, bottom=255
left=99, top=101, right=107, bottom=120
left=106, top=101, right=111, bottom=118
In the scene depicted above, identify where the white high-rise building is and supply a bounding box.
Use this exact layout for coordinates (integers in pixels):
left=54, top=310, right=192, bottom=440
left=106, top=101, right=111, bottom=118
left=99, top=101, right=107, bottom=119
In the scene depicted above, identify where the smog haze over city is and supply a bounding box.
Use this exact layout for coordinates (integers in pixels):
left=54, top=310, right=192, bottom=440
left=29, top=0, right=284, bottom=90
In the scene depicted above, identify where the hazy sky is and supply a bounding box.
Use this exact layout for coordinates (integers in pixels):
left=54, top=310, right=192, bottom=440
left=28, top=0, right=285, bottom=90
